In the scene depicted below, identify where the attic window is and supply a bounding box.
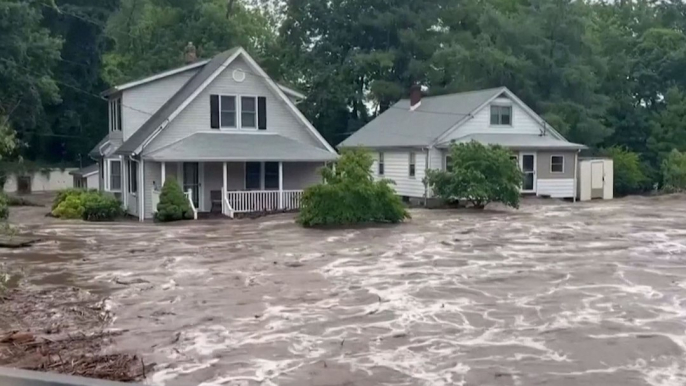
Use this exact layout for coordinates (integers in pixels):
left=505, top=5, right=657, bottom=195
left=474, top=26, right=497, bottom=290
left=220, top=96, right=236, bottom=128
left=490, top=105, right=512, bottom=126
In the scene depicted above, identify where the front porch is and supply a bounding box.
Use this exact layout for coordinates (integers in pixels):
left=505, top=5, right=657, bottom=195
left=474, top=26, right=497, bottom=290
left=148, top=161, right=322, bottom=219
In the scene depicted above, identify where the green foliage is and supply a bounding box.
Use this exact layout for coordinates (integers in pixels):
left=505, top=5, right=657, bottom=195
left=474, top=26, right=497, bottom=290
left=426, top=142, right=522, bottom=209
left=52, top=189, right=122, bottom=221
left=0, top=192, right=8, bottom=220
left=298, top=149, right=409, bottom=227
left=661, top=149, right=686, bottom=191
left=603, top=146, right=648, bottom=196
left=82, top=193, right=123, bottom=221
left=155, top=179, right=193, bottom=222
left=52, top=194, right=86, bottom=219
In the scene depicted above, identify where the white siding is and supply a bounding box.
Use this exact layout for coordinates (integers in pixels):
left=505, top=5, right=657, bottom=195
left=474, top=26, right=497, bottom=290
left=85, top=173, right=99, bottom=189
left=143, top=57, right=325, bottom=154
left=283, top=162, right=323, bottom=190
left=428, top=147, right=444, bottom=171
left=382, top=150, right=427, bottom=198
left=143, top=161, right=161, bottom=219
left=537, top=179, right=575, bottom=198
left=3, top=169, right=76, bottom=193
left=442, top=96, right=543, bottom=142
left=121, top=69, right=198, bottom=141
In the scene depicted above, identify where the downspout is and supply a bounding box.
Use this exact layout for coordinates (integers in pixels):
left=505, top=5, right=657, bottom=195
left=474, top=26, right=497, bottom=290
left=424, top=147, right=430, bottom=207
left=573, top=150, right=579, bottom=203
left=139, top=158, right=145, bottom=222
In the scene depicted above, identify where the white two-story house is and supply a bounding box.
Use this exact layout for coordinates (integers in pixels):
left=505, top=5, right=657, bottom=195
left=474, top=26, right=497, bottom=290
left=339, top=86, right=586, bottom=200
left=89, top=47, right=337, bottom=221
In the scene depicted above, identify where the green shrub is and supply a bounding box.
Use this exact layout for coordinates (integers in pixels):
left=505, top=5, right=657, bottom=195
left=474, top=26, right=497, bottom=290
left=425, top=141, right=522, bottom=209
left=82, top=192, right=123, bottom=221
left=661, top=149, right=686, bottom=191
left=52, top=194, right=86, bottom=219
left=0, top=193, right=8, bottom=220
left=52, top=190, right=122, bottom=221
left=298, top=148, right=409, bottom=227
left=155, top=179, right=193, bottom=222
left=603, top=146, right=648, bottom=196
left=52, top=188, right=87, bottom=211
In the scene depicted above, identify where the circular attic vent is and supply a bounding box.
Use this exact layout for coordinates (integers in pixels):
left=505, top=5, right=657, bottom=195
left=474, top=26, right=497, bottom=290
left=232, top=69, right=246, bottom=82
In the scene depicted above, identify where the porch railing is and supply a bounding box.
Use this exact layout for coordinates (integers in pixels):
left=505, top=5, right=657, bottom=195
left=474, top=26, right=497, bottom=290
left=226, top=190, right=304, bottom=213
left=184, top=190, right=198, bottom=220
left=222, top=191, right=235, bottom=219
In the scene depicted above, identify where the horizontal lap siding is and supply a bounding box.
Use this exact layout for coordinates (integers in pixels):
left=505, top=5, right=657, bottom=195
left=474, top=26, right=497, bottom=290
left=283, top=162, right=323, bottom=190
left=383, top=150, right=426, bottom=198
left=537, top=179, right=575, bottom=198
left=537, top=151, right=576, bottom=179
left=143, top=57, right=324, bottom=155
left=442, top=97, right=543, bottom=141
left=144, top=161, right=161, bottom=219
left=122, top=70, right=198, bottom=141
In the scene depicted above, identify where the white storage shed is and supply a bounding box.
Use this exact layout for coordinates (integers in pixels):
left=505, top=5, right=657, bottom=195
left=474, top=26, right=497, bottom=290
left=578, top=158, right=613, bottom=201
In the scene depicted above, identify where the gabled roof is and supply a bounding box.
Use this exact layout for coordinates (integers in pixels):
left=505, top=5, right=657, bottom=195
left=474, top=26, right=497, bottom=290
left=69, top=163, right=99, bottom=177
left=338, top=87, right=569, bottom=148
left=144, top=132, right=338, bottom=162
left=338, top=88, right=503, bottom=148
left=438, top=133, right=586, bottom=150
left=88, top=132, right=123, bottom=158
left=115, top=47, right=334, bottom=156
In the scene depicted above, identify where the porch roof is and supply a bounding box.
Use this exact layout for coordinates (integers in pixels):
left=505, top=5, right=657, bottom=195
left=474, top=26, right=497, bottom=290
left=143, top=132, right=339, bottom=162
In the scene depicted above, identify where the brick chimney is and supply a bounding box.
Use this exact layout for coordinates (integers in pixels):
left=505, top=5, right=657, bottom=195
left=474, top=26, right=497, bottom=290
left=409, top=84, right=422, bottom=110
left=184, top=42, right=197, bottom=64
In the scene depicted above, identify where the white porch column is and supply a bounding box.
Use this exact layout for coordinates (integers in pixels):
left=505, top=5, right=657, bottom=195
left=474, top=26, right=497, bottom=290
left=161, top=162, right=166, bottom=186
left=278, top=161, right=284, bottom=209
left=222, top=161, right=228, bottom=214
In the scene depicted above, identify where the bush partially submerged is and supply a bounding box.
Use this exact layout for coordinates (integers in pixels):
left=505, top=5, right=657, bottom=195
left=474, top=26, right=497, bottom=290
left=425, top=141, right=522, bottom=209
left=155, top=179, right=193, bottom=222
left=661, top=149, right=686, bottom=191
left=52, top=190, right=122, bottom=221
left=0, top=193, right=8, bottom=220
left=298, top=148, right=409, bottom=227
left=602, top=146, right=648, bottom=196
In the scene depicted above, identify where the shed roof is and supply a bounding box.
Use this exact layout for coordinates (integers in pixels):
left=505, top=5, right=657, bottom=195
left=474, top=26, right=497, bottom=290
left=143, top=132, right=338, bottom=162
left=69, top=164, right=99, bottom=177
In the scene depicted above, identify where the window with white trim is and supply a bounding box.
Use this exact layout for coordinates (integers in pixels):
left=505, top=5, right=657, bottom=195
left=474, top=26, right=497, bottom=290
left=220, top=96, right=236, bottom=128
left=551, top=155, right=564, bottom=173
left=241, top=96, right=257, bottom=128
left=409, top=152, right=416, bottom=177
left=378, top=152, right=385, bottom=176
left=109, top=98, right=122, bottom=131
left=108, top=159, right=122, bottom=191
left=490, top=105, right=512, bottom=126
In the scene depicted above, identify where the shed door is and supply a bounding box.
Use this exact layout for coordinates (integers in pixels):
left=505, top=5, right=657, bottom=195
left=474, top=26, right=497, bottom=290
left=591, top=162, right=604, bottom=190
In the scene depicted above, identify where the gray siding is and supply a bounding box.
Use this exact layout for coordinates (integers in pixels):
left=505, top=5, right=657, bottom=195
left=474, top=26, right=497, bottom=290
left=537, top=151, right=575, bottom=179
left=143, top=57, right=325, bottom=155
left=428, top=147, right=444, bottom=171
left=283, top=162, right=323, bottom=190
left=121, top=70, right=198, bottom=142
left=374, top=149, right=427, bottom=198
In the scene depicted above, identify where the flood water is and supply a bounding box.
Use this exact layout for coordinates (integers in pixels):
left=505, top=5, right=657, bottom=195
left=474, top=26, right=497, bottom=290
left=4, top=195, right=686, bottom=386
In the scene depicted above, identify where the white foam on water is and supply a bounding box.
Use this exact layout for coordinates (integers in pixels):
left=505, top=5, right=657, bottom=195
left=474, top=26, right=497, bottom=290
left=151, top=359, right=219, bottom=385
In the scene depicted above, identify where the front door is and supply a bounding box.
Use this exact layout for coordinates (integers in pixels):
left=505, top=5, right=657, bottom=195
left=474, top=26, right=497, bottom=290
left=183, top=162, right=199, bottom=208
left=520, top=153, right=536, bottom=193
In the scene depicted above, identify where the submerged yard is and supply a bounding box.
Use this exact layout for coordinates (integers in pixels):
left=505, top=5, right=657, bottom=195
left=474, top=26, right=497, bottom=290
left=2, top=195, right=686, bottom=385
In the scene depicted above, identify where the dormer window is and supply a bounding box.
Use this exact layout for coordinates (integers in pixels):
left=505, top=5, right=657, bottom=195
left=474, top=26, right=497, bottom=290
left=490, top=105, right=512, bottom=126
left=109, top=97, right=122, bottom=131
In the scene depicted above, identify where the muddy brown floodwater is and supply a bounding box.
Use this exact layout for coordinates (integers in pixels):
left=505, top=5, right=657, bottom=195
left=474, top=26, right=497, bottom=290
left=3, top=195, right=686, bottom=386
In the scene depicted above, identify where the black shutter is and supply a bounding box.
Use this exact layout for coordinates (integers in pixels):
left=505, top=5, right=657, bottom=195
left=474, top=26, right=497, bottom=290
left=258, top=96, right=267, bottom=130
left=210, top=95, right=219, bottom=129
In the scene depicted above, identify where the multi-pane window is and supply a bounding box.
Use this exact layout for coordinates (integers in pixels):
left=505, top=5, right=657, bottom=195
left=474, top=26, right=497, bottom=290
left=109, top=160, right=121, bottom=191
left=409, top=152, right=416, bottom=177
left=109, top=98, right=122, bottom=131
left=490, top=105, right=512, bottom=126
left=551, top=155, right=564, bottom=173
left=241, top=97, right=257, bottom=128
left=378, top=152, right=385, bottom=175
left=220, top=96, right=236, bottom=128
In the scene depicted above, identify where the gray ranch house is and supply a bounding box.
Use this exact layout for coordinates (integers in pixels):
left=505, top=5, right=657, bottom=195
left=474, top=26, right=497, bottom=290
left=90, top=47, right=337, bottom=221
left=339, top=87, right=586, bottom=201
